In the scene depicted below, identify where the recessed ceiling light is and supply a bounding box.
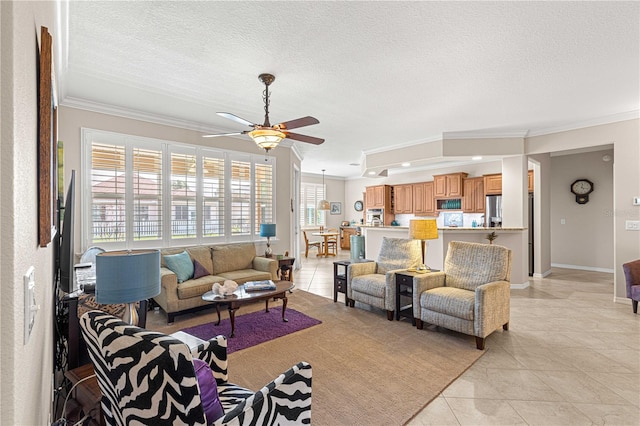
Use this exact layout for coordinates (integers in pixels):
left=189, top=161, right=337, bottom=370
left=349, top=163, right=360, bottom=166
left=368, top=171, right=376, bottom=175
left=471, top=156, right=483, bottom=161
left=401, top=162, right=411, bottom=167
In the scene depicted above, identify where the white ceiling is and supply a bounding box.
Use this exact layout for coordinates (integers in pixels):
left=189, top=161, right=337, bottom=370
left=58, top=1, right=639, bottom=178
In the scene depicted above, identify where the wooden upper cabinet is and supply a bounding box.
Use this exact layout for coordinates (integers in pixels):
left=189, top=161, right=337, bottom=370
left=528, top=170, right=534, bottom=193
left=393, top=184, right=413, bottom=214
left=484, top=173, right=502, bottom=195
left=462, top=177, right=485, bottom=213
left=413, top=181, right=436, bottom=216
left=365, top=185, right=392, bottom=209
left=433, top=173, right=468, bottom=198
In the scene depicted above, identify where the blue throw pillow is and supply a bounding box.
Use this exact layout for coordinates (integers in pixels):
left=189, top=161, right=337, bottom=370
left=193, top=358, right=225, bottom=422
left=164, top=251, right=194, bottom=283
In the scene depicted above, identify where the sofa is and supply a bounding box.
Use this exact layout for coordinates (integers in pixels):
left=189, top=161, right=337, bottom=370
left=153, top=243, right=278, bottom=323
left=80, top=310, right=312, bottom=425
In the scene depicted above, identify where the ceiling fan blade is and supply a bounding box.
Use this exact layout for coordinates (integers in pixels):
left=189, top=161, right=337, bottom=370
left=285, top=132, right=325, bottom=145
left=277, top=116, right=320, bottom=130
left=202, top=131, right=247, bottom=138
left=216, top=112, right=256, bottom=127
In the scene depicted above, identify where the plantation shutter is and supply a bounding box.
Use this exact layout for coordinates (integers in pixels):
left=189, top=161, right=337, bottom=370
left=91, top=142, right=126, bottom=242
left=230, top=159, right=251, bottom=236
left=254, top=161, right=274, bottom=233
left=202, top=153, right=225, bottom=237
left=170, top=151, right=197, bottom=239
left=300, top=183, right=326, bottom=227
left=132, top=147, right=162, bottom=241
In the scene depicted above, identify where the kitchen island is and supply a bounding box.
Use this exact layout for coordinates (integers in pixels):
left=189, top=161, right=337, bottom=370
left=362, top=226, right=529, bottom=288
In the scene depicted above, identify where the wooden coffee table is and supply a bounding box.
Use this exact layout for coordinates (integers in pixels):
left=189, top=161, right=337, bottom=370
left=202, top=281, right=294, bottom=337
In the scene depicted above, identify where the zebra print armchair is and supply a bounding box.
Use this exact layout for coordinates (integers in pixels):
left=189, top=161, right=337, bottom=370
left=79, top=310, right=312, bottom=425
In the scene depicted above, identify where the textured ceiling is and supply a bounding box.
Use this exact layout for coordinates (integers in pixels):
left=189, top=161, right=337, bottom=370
left=59, top=1, right=639, bottom=178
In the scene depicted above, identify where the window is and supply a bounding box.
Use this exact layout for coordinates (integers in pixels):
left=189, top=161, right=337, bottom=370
left=300, top=182, right=326, bottom=228
left=82, top=129, right=276, bottom=249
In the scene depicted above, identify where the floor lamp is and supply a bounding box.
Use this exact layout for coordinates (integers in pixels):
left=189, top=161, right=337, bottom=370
left=95, top=249, right=161, bottom=326
left=409, top=219, right=439, bottom=271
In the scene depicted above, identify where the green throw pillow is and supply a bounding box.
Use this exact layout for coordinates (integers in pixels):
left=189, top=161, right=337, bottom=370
left=164, top=251, right=194, bottom=283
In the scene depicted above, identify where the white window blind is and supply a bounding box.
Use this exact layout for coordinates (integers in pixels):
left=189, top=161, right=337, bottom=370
left=300, top=182, right=326, bottom=227
left=254, top=161, right=274, bottom=233
left=230, top=159, right=251, bottom=236
left=132, top=146, right=162, bottom=241
left=170, top=150, right=197, bottom=239
left=202, top=153, right=225, bottom=237
left=91, top=142, right=126, bottom=242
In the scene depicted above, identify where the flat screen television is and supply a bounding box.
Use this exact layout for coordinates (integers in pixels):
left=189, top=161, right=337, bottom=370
left=58, top=170, right=76, bottom=293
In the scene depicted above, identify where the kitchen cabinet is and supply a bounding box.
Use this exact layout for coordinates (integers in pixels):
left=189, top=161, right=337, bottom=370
left=393, top=184, right=413, bottom=214
left=365, top=185, right=393, bottom=209
left=413, top=181, right=436, bottom=216
left=340, top=227, right=357, bottom=249
left=484, top=173, right=502, bottom=195
left=462, top=177, right=485, bottom=213
left=433, top=172, right=468, bottom=198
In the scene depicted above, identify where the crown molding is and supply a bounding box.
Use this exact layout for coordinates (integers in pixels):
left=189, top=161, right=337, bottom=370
left=60, top=96, right=232, bottom=136
left=362, top=134, right=442, bottom=155
left=527, top=110, right=640, bottom=137
left=443, top=129, right=529, bottom=139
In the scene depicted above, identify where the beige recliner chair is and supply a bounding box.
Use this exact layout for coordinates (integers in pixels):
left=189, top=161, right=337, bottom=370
left=347, top=237, right=422, bottom=320
left=413, top=241, right=512, bottom=350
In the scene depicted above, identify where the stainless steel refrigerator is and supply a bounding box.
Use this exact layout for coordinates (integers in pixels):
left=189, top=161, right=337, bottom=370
left=485, top=195, right=502, bottom=227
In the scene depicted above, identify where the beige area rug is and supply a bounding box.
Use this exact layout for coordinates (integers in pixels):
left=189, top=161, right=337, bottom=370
left=151, top=289, right=484, bottom=426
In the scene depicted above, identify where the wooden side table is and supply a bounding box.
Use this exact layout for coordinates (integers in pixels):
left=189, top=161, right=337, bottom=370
left=333, top=259, right=373, bottom=305
left=258, top=256, right=295, bottom=281
left=395, top=271, right=417, bottom=324
left=333, top=260, right=350, bottom=305
left=65, top=363, right=103, bottom=425
left=395, top=270, right=440, bottom=325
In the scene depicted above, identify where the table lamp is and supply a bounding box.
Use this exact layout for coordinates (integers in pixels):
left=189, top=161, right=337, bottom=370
left=260, top=223, right=276, bottom=258
left=409, top=219, right=439, bottom=271
left=95, top=249, right=160, bottom=325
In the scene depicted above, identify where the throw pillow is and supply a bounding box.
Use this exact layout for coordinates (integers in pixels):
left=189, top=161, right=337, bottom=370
left=193, top=259, right=211, bottom=279
left=164, top=251, right=194, bottom=283
left=192, top=358, right=225, bottom=422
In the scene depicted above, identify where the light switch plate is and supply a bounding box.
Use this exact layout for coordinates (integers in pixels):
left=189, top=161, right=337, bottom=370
left=625, top=220, right=640, bottom=231
left=634, top=197, right=640, bottom=206
left=23, top=266, right=37, bottom=345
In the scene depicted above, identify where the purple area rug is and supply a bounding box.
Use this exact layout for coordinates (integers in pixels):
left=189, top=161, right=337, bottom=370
left=180, top=309, right=321, bottom=354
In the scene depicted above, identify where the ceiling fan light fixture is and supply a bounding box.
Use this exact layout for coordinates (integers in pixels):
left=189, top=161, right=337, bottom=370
left=249, top=128, right=286, bottom=152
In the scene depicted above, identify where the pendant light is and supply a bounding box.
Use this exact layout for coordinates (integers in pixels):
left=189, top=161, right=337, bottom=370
left=317, top=169, right=330, bottom=210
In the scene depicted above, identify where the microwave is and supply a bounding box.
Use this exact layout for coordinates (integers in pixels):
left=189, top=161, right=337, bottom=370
left=366, top=209, right=384, bottom=224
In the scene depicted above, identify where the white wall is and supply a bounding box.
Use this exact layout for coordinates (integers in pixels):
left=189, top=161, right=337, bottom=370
left=550, top=149, right=615, bottom=271
left=1, top=2, right=57, bottom=424
left=527, top=119, right=640, bottom=302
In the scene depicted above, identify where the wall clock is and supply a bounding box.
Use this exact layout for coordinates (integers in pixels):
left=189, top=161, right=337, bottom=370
left=570, top=179, right=593, bottom=204
left=354, top=200, right=364, bottom=212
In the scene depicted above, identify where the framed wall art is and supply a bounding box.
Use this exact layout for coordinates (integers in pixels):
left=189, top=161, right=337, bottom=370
left=330, top=202, right=342, bottom=215
left=38, top=26, right=57, bottom=247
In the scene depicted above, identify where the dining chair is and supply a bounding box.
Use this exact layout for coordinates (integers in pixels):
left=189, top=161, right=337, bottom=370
left=303, top=230, right=322, bottom=258
left=326, top=228, right=339, bottom=255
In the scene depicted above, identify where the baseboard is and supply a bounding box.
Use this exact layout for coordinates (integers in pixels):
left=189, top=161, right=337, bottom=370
left=550, top=263, right=614, bottom=273
left=615, top=297, right=632, bottom=306
left=510, top=282, right=530, bottom=289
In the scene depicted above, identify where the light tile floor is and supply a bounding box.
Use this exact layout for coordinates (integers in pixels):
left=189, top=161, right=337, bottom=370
left=296, top=250, right=640, bottom=426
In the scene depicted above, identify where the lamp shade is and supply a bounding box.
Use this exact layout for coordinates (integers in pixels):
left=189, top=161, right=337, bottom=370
left=317, top=199, right=330, bottom=210
left=259, top=223, right=276, bottom=238
left=95, top=249, right=161, bottom=304
left=409, top=219, right=438, bottom=241
left=249, top=129, right=285, bottom=152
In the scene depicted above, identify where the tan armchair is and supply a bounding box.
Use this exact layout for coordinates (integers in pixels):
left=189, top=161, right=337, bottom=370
left=347, top=237, right=422, bottom=320
left=412, top=241, right=512, bottom=350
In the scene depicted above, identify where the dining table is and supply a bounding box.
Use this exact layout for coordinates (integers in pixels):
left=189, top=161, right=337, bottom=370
left=311, top=231, right=340, bottom=257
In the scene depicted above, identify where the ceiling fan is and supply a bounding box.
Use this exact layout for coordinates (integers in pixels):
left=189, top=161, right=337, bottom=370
left=203, top=73, right=324, bottom=152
